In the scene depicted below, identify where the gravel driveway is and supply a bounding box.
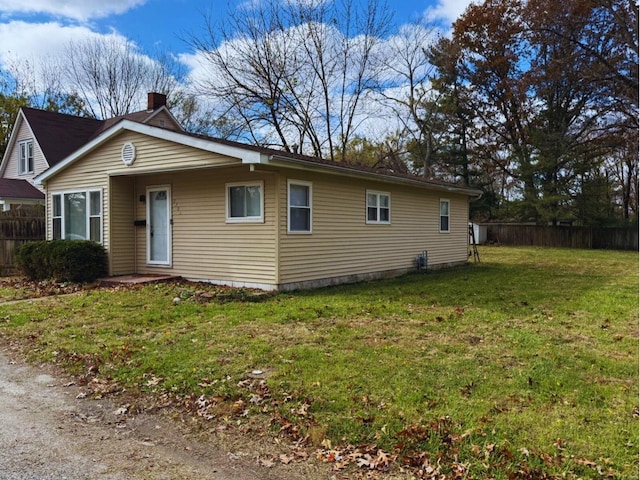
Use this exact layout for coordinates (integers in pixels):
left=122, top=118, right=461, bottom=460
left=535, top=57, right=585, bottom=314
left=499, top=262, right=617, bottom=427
left=0, top=349, right=323, bottom=480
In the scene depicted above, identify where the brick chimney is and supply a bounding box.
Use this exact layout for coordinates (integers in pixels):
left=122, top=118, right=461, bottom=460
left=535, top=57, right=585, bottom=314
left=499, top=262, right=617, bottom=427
left=147, top=92, right=167, bottom=111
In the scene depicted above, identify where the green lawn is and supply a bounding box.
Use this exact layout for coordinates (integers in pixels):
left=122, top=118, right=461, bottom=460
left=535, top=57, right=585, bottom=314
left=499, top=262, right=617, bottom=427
left=0, top=246, right=637, bottom=478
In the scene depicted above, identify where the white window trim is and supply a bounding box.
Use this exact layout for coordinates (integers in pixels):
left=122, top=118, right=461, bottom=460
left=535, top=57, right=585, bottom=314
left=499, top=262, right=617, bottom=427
left=439, top=198, right=450, bottom=233
left=50, top=188, right=103, bottom=243
left=225, top=181, right=264, bottom=223
left=52, top=195, right=62, bottom=239
left=18, top=140, right=34, bottom=175
left=366, top=190, right=391, bottom=225
left=287, top=179, right=312, bottom=234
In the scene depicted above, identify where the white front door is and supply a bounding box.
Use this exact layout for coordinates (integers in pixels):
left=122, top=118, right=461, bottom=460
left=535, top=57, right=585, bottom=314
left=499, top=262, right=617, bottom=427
left=147, top=186, right=171, bottom=266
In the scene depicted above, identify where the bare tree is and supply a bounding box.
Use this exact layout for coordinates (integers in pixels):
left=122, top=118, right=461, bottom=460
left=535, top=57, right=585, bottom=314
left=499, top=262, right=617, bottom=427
left=292, top=0, right=392, bottom=159
left=188, top=0, right=392, bottom=160
left=64, top=36, right=151, bottom=118
left=1, top=56, right=86, bottom=115
left=61, top=39, right=181, bottom=118
left=373, top=23, right=441, bottom=177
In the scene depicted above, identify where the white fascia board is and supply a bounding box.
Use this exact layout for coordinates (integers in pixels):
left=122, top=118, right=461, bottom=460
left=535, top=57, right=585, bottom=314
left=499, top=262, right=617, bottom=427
left=0, top=110, right=45, bottom=177
left=36, top=120, right=267, bottom=185
left=0, top=112, right=23, bottom=176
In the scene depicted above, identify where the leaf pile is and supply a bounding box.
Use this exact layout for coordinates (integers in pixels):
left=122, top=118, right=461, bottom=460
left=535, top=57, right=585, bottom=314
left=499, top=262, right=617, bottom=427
left=0, top=277, right=96, bottom=300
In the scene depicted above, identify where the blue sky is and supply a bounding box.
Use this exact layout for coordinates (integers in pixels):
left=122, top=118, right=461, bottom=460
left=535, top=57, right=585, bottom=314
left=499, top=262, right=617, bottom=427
left=109, top=0, right=464, bottom=53
left=0, top=0, right=474, bottom=138
left=0, top=0, right=473, bottom=66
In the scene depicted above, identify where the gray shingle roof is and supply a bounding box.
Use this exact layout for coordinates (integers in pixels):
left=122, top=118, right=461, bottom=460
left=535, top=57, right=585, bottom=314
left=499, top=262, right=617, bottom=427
left=21, top=108, right=103, bottom=168
left=0, top=178, right=44, bottom=199
left=21, top=107, right=175, bottom=168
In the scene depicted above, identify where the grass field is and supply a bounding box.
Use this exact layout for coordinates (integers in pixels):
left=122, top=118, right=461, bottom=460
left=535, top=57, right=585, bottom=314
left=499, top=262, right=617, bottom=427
left=0, top=246, right=637, bottom=478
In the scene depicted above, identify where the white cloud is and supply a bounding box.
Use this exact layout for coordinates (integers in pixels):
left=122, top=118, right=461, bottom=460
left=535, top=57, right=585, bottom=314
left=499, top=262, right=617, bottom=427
left=0, top=0, right=146, bottom=21
left=423, top=0, right=477, bottom=27
left=0, top=21, right=148, bottom=109
left=0, top=21, right=121, bottom=67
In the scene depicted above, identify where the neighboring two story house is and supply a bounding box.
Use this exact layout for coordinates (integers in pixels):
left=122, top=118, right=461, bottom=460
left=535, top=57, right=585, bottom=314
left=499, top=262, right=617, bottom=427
left=0, top=93, right=180, bottom=211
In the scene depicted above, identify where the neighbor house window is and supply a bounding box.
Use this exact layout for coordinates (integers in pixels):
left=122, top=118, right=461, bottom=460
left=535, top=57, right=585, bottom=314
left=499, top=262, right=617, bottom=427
left=366, top=190, right=390, bottom=224
left=288, top=180, right=312, bottom=233
left=226, top=181, right=264, bottom=222
left=51, top=190, right=102, bottom=242
left=19, top=140, right=34, bottom=174
left=439, top=199, right=450, bottom=233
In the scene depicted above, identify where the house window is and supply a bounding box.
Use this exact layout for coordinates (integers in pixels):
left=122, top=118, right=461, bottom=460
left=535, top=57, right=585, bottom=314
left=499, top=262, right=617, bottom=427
left=51, top=190, right=102, bottom=242
left=19, top=140, right=34, bottom=175
left=288, top=180, right=312, bottom=233
left=226, top=182, right=264, bottom=222
left=52, top=195, right=62, bottom=239
left=439, top=199, right=450, bottom=233
left=366, top=190, right=390, bottom=224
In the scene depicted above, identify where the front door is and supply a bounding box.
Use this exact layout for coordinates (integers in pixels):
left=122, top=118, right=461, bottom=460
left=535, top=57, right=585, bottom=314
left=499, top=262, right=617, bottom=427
left=147, top=185, right=171, bottom=266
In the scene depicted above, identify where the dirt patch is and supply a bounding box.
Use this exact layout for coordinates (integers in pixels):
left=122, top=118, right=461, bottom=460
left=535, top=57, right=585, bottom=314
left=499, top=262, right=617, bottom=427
left=0, top=343, right=329, bottom=480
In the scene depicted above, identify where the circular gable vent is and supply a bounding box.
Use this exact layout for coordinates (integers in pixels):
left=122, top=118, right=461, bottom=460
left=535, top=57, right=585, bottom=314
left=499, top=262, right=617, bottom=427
left=121, top=142, right=136, bottom=166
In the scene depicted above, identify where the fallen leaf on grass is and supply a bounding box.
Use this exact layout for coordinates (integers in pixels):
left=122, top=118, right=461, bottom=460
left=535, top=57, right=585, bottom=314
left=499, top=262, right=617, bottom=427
left=113, top=404, right=130, bottom=415
left=145, top=375, right=163, bottom=387
left=258, top=457, right=275, bottom=468
left=293, top=402, right=310, bottom=416
left=292, top=449, right=308, bottom=460
left=574, top=457, right=597, bottom=468
left=357, top=454, right=376, bottom=469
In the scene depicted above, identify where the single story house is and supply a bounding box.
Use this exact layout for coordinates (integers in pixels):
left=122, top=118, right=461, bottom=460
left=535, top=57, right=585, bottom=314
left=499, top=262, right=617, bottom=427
left=35, top=118, right=481, bottom=291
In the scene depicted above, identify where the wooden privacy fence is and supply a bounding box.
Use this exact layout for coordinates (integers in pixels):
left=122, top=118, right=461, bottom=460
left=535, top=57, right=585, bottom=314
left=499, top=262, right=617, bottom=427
left=0, top=207, right=45, bottom=275
left=484, top=224, right=638, bottom=251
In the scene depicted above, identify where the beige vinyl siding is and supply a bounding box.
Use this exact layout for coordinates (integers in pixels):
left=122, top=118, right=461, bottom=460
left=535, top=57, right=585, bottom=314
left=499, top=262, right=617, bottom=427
left=134, top=168, right=277, bottom=285
left=4, top=120, right=47, bottom=188
left=109, top=176, right=135, bottom=275
left=43, top=128, right=473, bottom=289
left=46, top=131, right=241, bottom=190
left=278, top=171, right=469, bottom=284
left=107, top=131, right=242, bottom=173
left=44, top=131, right=244, bottom=265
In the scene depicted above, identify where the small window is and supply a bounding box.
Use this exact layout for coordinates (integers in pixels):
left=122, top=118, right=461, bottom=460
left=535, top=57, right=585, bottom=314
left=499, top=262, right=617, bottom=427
left=89, top=191, right=102, bottom=242
left=226, top=182, right=264, bottom=222
left=288, top=180, right=312, bottom=233
left=52, top=194, right=62, bottom=240
left=366, top=191, right=390, bottom=224
left=440, top=199, right=450, bottom=233
left=19, top=140, right=34, bottom=175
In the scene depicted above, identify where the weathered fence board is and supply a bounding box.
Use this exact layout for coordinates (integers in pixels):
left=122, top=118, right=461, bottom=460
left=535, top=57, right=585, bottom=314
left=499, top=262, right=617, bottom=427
left=0, top=207, right=45, bottom=275
left=484, top=224, right=638, bottom=251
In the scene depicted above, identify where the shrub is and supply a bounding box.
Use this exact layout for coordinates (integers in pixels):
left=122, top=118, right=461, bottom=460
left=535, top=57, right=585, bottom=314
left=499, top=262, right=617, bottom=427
left=14, top=241, right=49, bottom=280
left=15, top=240, right=107, bottom=283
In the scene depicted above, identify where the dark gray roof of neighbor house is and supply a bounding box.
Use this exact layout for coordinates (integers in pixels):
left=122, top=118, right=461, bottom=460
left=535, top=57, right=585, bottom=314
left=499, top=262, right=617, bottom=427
left=0, top=178, right=44, bottom=199
left=21, top=108, right=104, bottom=168
left=21, top=106, right=177, bottom=168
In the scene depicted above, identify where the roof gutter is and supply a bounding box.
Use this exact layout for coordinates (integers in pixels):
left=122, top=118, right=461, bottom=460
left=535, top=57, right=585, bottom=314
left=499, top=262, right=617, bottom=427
left=267, top=154, right=483, bottom=197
